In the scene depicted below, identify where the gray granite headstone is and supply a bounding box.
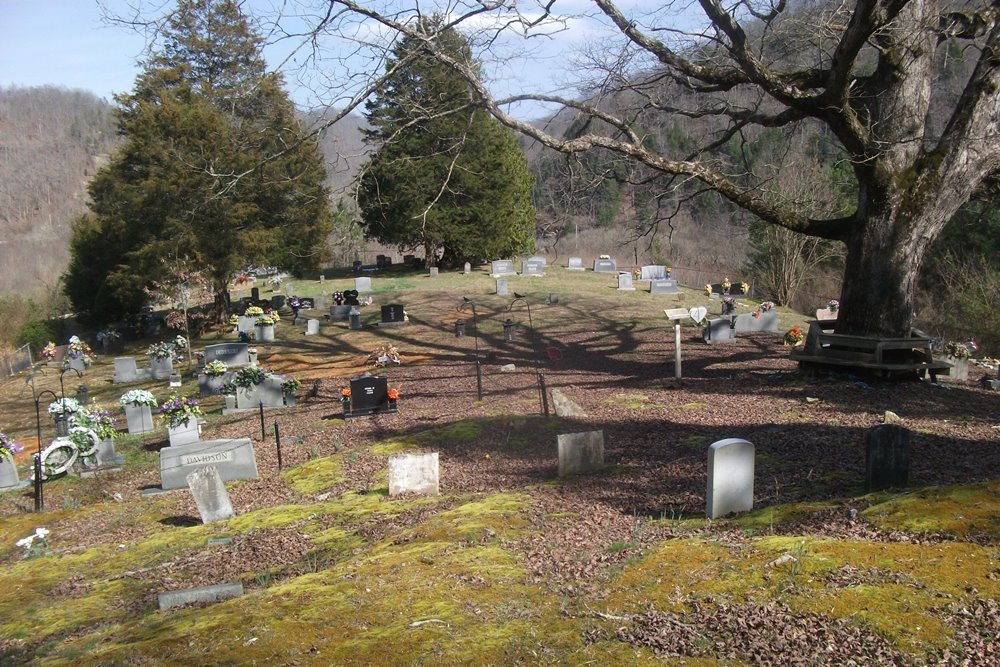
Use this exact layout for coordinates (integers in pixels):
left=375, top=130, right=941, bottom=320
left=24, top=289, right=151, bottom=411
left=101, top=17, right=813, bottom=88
left=734, top=311, right=779, bottom=333
left=150, top=356, right=173, bottom=380
left=567, top=257, right=584, bottom=270
left=490, top=259, right=516, bottom=276
left=428, top=267, right=439, bottom=277
left=403, top=255, right=415, bottom=266
left=168, top=420, right=200, bottom=447
left=124, top=404, right=155, bottom=434
left=204, top=343, right=249, bottom=368
left=706, top=438, right=755, bottom=519
left=557, top=430, right=604, bottom=476
left=237, top=315, right=256, bottom=333
left=158, top=583, right=243, bottom=611
left=593, top=259, right=617, bottom=273
left=617, top=273, right=635, bottom=291
left=0, top=459, right=20, bottom=489
left=650, top=279, right=678, bottom=294
left=314, top=295, right=328, bottom=311
left=159, top=438, right=259, bottom=490
left=640, top=265, right=667, bottom=280
left=113, top=357, right=139, bottom=383
left=380, top=304, right=406, bottom=327
left=703, top=318, right=735, bottom=344
left=522, top=259, right=545, bottom=276
left=496, top=279, right=509, bottom=296
left=330, top=305, right=351, bottom=321
left=815, top=308, right=838, bottom=321
left=388, top=452, right=440, bottom=497
left=270, top=295, right=285, bottom=310
left=355, top=276, right=372, bottom=292
left=186, top=465, right=235, bottom=523
left=865, top=425, right=909, bottom=492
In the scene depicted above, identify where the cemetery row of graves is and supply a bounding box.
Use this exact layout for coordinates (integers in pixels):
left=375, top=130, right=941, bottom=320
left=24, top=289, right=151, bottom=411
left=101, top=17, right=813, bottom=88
left=0, top=258, right=998, bottom=664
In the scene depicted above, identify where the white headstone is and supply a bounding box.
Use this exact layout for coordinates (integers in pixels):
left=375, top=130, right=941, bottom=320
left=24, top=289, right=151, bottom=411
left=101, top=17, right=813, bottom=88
left=640, top=265, right=667, bottom=280
left=496, top=279, right=509, bottom=296
left=388, top=452, right=440, bottom=496
left=113, top=357, right=139, bottom=383
left=816, top=308, right=838, bottom=321
left=688, top=306, right=707, bottom=323
left=429, top=267, right=439, bottom=277
left=305, top=319, right=320, bottom=335
left=617, top=273, right=636, bottom=291
left=167, top=420, right=200, bottom=447
left=464, top=262, right=471, bottom=275
left=186, top=466, right=235, bottom=524
left=557, top=431, right=604, bottom=476
left=355, top=276, right=373, bottom=292
left=706, top=438, right=755, bottom=519
left=567, top=257, right=584, bottom=270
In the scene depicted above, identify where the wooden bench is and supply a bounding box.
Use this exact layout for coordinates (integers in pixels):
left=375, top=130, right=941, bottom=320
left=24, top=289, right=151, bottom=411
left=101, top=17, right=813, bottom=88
left=790, top=321, right=952, bottom=379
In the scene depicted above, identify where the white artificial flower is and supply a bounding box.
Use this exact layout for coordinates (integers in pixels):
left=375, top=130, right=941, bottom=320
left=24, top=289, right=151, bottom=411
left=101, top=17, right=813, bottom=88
left=16, top=535, right=34, bottom=548
left=35, top=527, right=49, bottom=538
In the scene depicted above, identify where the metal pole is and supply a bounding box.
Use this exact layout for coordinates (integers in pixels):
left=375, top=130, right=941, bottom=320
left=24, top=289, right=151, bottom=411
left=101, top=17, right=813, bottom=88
left=32, top=389, right=57, bottom=512
left=274, top=422, right=282, bottom=471
left=259, top=402, right=265, bottom=440
left=674, top=323, right=682, bottom=379
left=538, top=372, right=549, bottom=417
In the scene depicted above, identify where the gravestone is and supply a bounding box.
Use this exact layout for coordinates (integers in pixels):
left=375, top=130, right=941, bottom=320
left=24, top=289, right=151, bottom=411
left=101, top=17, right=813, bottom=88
left=388, top=452, right=440, bottom=497
left=168, top=420, right=200, bottom=447
left=313, top=295, right=328, bottom=311
left=529, top=255, right=547, bottom=266
left=251, top=287, right=260, bottom=301
left=522, top=259, right=545, bottom=276
left=204, top=343, right=249, bottom=368
left=158, top=438, right=259, bottom=490
left=558, top=431, right=605, bottom=476
left=352, top=260, right=363, bottom=275
left=305, top=319, right=320, bottom=335
left=113, top=357, right=139, bottom=383
left=379, top=304, right=406, bottom=327
left=237, top=315, right=256, bottom=333
left=376, top=254, right=387, bottom=268
left=270, top=295, right=285, bottom=310
left=158, top=583, right=244, bottom=611
left=284, top=283, right=293, bottom=297
left=124, top=404, right=155, bottom=434
left=198, top=372, right=227, bottom=397
left=330, top=305, right=352, bottom=321
left=550, top=389, right=586, bottom=417
left=186, top=466, right=235, bottom=523
left=706, top=438, right=755, bottom=519
left=593, top=258, right=617, bottom=273
left=865, top=424, right=909, bottom=492
left=702, top=318, right=735, bottom=344
left=258, top=376, right=285, bottom=408
left=464, top=262, right=471, bottom=275
left=429, top=267, right=439, bottom=277
left=649, top=279, right=678, bottom=294
left=343, top=289, right=360, bottom=306
left=66, top=356, right=86, bottom=373
left=567, top=257, right=584, bottom=271
left=403, top=255, right=415, bottom=267
left=617, top=273, right=636, bottom=291
left=355, top=276, right=372, bottom=292
left=344, top=374, right=397, bottom=417
left=490, top=259, right=517, bottom=276
left=0, top=459, right=20, bottom=490
left=150, top=356, right=173, bottom=380
left=734, top=311, right=779, bottom=333
left=640, top=265, right=668, bottom=281
left=235, top=384, right=260, bottom=410
left=320, top=274, right=325, bottom=283
left=815, top=307, right=838, bottom=321
left=496, top=279, right=509, bottom=296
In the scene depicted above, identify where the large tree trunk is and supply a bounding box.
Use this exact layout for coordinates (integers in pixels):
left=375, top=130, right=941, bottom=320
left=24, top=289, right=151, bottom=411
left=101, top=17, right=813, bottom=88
left=213, top=285, right=231, bottom=322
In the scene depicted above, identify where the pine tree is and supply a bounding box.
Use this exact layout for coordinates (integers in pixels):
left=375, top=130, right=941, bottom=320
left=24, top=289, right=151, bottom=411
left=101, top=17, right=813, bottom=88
left=65, top=0, right=332, bottom=322
left=358, top=16, right=535, bottom=267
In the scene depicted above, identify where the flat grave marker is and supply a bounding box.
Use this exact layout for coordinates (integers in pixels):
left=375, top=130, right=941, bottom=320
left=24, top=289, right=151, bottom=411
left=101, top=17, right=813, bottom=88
left=388, top=452, right=440, bottom=497
left=557, top=431, right=605, bottom=476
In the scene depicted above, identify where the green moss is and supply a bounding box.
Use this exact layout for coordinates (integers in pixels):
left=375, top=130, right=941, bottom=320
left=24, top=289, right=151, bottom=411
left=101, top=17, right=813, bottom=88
left=861, top=482, right=1000, bottom=539
left=282, top=455, right=345, bottom=494
left=674, top=402, right=710, bottom=410
left=733, top=500, right=839, bottom=531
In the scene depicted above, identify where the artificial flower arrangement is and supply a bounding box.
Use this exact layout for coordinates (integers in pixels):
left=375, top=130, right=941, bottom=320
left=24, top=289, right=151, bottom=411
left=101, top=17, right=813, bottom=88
left=740, top=282, right=750, bottom=294
left=784, top=326, right=805, bottom=345
left=147, top=341, right=174, bottom=360
left=599, top=254, right=611, bottom=260
left=229, top=314, right=240, bottom=326
left=174, top=335, right=188, bottom=350
left=245, top=306, right=265, bottom=317
left=944, top=341, right=971, bottom=359
left=828, top=299, right=840, bottom=312
left=268, top=276, right=281, bottom=286
left=220, top=381, right=238, bottom=396
left=203, top=360, right=229, bottom=377
left=71, top=408, right=118, bottom=440
left=64, top=335, right=94, bottom=367
left=48, top=397, right=82, bottom=417
left=41, top=341, right=58, bottom=361
left=753, top=301, right=776, bottom=318
left=341, top=388, right=351, bottom=405
left=388, top=388, right=399, bottom=401
left=255, top=312, right=280, bottom=327
left=119, top=389, right=158, bottom=408
left=233, top=365, right=272, bottom=388
left=632, top=267, right=642, bottom=279
left=280, top=377, right=302, bottom=394
left=0, top=433, right=22, bottom=462
left=704, top=283, right=713, bottom=296
left=721, top=278, right=732, bottom=293
left=157, top=395, right=203, bottom=428
left=16, top=527, right=49, bottom=558
left=333, top=291, right=345, bottom=305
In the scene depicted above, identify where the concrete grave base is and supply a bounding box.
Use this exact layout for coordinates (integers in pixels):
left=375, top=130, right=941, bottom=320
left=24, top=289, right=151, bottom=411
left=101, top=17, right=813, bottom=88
left=557, top=431, right=604, bottom=476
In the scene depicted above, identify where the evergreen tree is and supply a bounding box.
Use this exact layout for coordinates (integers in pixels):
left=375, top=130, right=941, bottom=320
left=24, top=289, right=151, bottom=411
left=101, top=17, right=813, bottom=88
left=65, top=0, right=332, bottom=322
left=358, top=16, right=535, bottom=267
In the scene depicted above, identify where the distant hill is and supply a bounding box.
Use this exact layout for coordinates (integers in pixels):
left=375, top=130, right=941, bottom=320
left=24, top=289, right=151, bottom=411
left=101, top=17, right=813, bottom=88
left=0, top=87, right=368, bottom=296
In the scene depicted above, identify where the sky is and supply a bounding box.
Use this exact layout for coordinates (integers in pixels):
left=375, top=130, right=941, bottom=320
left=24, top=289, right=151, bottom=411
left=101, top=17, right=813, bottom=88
left=0, top=0, right=704, bottom=120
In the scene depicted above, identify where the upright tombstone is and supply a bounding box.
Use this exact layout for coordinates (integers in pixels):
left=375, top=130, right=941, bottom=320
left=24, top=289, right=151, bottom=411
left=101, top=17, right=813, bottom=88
left=428, top=267, right=439, bottom=278
left=566, top=257, right=584, bottom=271
left=158, top=438, right=259, bottom=490
left=344, top=374, right=397, bottom=417
left=640, top=265, right=668, bottom=281
left=403, top=255, right=415, bottom=267
left=593, top=258, right=617, bottom=273
left=258, top=376, right=285, bottom=408
left=464, top=262, right=471, bottom=275
left=352, top=260, right=363, bottom=275
left=865, top=424, right=910, bottom=492
left=734, top=311, right=779, bottom=333
left=250, top=287, right=260, bottom=301
left=305, top=319, right=320, bottom=335
left=204, top=343, right=249, bottom=368
left=816, top=308, right=838, bottom=321
left=388, top=452, right=440, bottom=497
left=557, top=431, right=605, bottom=476
left=168, top=420, right=201, bottom=447
left=706, top=438, right=755, bottom=519
left=113, top=357, right=140, bottom=383
left=703, top=318, right=735, bottom=344
left=330, top=305, right=352, bottom=321
left=617, top=273, right=636, bottom=291
left=650, top=279, right=679, bottom=294
left=150, top=356, right=173, bottom=380
left=379, top=304, right=406, bottom=327
left=270, top=295, right=285, bottom=310
left=186, top=466, right=235, bottom=524
left=314, top=294, right=328, bottom=311
left=490, top=259, right=517, bottom=276
left=376, top=254, right=387, bottom=269
left=522, top=259, right=545, bottom=276
left=0, top=457, right=20, bottom=490
left=496, top=279, right=509, bottom=296
left=124, top=404, right=155, bottom=434
left=355, top=276, right=372, bottom=293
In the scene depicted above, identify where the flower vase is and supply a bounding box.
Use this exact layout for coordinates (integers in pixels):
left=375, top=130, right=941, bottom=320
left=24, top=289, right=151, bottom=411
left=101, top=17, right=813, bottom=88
left=96, top=438, right=117, bottom=466
left=124, top=404, right=154, bottom=434
left=224, top=395, right=237, bottom=411
left=248, top=351, right=258, bottom=366
left=255, top=324, right=275, bottom=343
left=53, top=413, right=70, bottom=438
left=167, top=420, right=200, bottom=447
left=0, top=457, right=19, bottom=489
left=284, top=392, right=297, bottom=407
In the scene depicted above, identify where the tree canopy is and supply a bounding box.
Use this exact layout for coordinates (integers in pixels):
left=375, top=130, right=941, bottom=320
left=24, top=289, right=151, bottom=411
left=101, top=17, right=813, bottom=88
left=357, top=16, right=535, bottom=267
left=66, top=0, right=332, bottom=322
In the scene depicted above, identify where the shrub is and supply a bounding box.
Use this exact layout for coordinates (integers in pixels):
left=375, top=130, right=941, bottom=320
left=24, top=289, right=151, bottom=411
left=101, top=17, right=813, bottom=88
left=15, top=319, right=65, bottom=355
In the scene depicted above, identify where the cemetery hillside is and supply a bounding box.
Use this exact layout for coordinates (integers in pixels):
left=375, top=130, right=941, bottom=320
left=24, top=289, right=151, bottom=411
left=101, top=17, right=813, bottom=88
left=0, top=0, right=999, bottom=664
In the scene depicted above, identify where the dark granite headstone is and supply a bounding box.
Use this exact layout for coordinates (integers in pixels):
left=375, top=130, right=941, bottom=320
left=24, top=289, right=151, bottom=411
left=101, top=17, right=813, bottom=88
left=865, top=424, right=910, bottom=491
left=381, top=304, right=405, bottom=324
left=344, top=375, right=397, bottom=418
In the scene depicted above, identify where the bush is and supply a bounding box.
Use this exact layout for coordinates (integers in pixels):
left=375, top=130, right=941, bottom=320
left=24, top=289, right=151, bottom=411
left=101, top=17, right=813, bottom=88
left=15, top=319, right=65, bottom=355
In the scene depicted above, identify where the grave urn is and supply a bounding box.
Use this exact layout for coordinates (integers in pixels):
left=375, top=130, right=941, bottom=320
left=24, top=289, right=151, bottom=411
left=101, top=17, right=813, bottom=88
left=255, top=324, right=275, bottom=343
left=96, top=438, right=117, bottom=466
left=283, top=391, right=297, bottom=407
left=53, top=413, right=71, bottom=438
left=124, top=404, right=155, bottom=434
left=224, top=394, right=237, bottom=411
left=0, top=457, right=18, bottom=489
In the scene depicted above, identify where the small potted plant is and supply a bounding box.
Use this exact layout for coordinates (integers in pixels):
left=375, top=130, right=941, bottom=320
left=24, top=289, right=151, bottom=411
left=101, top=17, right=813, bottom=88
left=281, top=377, right=302, bottom=406
left=47, top=397, right=82, bottom=437
left=0, top=433, right=22, bottom=489
left=120, top=389, right=157, bottom=434
left=158, top=395, right=203, bottom=446
left=341, top=387, right=351, bottom=413
left=827, top=299, right=840, bottom=313
left=784, top=326, right=805, bottom=347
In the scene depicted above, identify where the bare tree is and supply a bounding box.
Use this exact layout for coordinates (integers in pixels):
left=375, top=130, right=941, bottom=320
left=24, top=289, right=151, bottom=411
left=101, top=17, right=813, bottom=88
left=269, top=0, right=1000, bottom=338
